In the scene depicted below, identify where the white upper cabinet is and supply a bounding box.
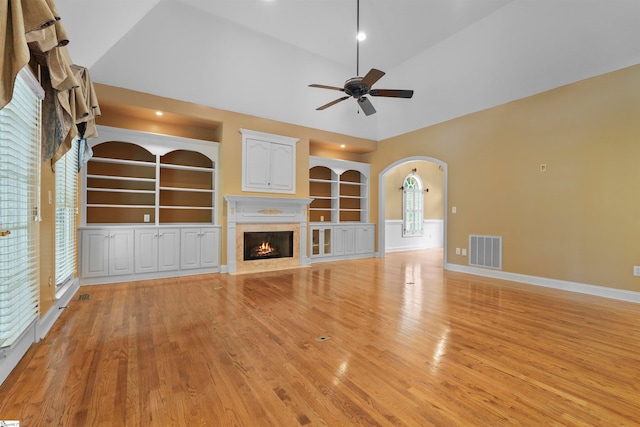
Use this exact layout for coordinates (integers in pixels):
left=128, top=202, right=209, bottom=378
left=241, top=128, right=298, bottom=194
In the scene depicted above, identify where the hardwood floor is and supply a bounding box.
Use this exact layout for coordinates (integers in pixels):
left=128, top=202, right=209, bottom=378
left=1, top=249, right=639, bottom=426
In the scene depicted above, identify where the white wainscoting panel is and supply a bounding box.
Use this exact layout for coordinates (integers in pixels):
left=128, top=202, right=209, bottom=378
left=385, top=220, right=444, bottom=252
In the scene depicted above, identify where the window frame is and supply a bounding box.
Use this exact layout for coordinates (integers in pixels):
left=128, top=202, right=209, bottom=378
left=55, top=138, right=79, bottom=287
left=402, top=172, right=424, bottom=237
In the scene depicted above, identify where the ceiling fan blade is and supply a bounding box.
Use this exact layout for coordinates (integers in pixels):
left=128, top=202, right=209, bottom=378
left=316, top=96, right=350, bottom=110
left=357, top=96, right=376, bottom=116
left=369, top=89, right=414, bottom=98
left=360, top=68, right=385, bottom=88
left=309, top=84, right=345, bottom=92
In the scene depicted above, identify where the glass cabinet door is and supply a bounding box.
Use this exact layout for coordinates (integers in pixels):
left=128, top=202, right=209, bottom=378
left=323, top=228, right=331, bottom=255
left=312, top=229, right=320, bottom=256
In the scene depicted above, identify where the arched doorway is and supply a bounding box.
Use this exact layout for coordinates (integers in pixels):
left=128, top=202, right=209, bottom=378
left=377, top=156, right=448, bottom=266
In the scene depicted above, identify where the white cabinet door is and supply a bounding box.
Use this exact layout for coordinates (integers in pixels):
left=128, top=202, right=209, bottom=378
left=334, top=225, right=355, bottom=256
left=356, top=224, right=375, bottom=254
left=244, top=138, right=271, bottom=190
left=180, top=228, right=201, bottom=270
left=158, top=228, right=180, bottom=271
left=181, top=228, right=220, bottom=269
left=109, top=229, right=134, bottom=276
left=81, top=228, right=133, bottom=278
left=269, top=142, right=294, bottom=192
left=200, top=228, right=220, bottom=268
left=135, top=229, right=158, bottom=274
left=241, top=129, right=298, bottom=194
left=81, top=229, right=109, bottom=278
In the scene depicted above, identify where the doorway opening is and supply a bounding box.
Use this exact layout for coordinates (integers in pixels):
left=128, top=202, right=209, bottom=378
left=378, top=156, right=448, bottom=266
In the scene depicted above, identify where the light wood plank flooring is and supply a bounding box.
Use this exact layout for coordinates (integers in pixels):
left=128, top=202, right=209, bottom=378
left=1, top=249, right=639, bottom=426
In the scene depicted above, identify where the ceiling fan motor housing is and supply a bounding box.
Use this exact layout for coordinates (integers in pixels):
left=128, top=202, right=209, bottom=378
left=345, top=77, right=368, bottom=98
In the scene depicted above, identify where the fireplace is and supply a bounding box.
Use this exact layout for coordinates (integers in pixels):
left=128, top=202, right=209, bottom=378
left=244, top=231, right=294, bottom=261
left=224, top=195, right=311, bottom=274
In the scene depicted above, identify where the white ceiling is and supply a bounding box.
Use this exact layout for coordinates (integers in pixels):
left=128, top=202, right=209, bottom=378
left=55, top=0, right=640, bottom=140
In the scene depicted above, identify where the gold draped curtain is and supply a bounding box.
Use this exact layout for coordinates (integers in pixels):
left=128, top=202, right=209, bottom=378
left=1, top=0, right=100, bottom=163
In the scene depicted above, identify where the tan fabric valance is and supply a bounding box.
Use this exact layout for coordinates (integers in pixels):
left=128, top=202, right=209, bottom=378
left=1, top=0, right=100, bottom=163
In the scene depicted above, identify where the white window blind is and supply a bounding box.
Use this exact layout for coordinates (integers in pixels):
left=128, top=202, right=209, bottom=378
left=0, top=69, right=43, bottom=348
left=402, top=173, right=424, bottom=237
left=55, top=138, right=78, bottom=287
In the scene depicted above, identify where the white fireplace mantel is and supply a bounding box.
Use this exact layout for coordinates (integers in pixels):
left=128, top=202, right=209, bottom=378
left=224, top=195, right=311, bottom=273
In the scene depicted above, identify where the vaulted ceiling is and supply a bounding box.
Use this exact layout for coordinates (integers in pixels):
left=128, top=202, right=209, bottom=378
left=56, top=0, right=640, bottom=141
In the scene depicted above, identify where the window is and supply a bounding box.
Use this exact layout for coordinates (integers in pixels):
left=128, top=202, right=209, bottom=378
left=402, top=172, right=424, bottom=237
left=0, top=68, right=43, bottom=348
left=55, top=138, right=78, bottom=288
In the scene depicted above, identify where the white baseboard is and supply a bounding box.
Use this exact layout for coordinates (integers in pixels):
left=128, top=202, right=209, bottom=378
left=445, top=263, right=640, bottom=303
left=0, top=320, right=37, bottom=386
left=1, top=279, right=80, bottom=387
left=80, top=267, right=222, bottom=285
left=38, top=278, right=80, bottom=340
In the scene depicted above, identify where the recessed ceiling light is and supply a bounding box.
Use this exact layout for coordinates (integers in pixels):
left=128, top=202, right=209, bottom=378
left=155, top=111, right=163, bottom=116
left=356, top=32, right=366, bottom=42
left=340, top=144, right=346, bottom=148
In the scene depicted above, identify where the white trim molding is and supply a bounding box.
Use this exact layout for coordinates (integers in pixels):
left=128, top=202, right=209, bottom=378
left=445, top=263, right=640, bottom=303
left=1, top=278, right=79, bottom=386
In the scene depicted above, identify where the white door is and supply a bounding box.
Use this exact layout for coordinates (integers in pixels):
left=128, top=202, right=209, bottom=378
left=158, top=228, right=180, bottom=271
left=181, top=228, right=201, bottom=269
left=81, top=229, right=109, bottom=278
left=269, top=142, right=294, bottom=192
left=135, top=229, right=158, bottom=274
left=244, top=138, right=271, bottom=190
left=109, top=229, right=134, bottom=276
left=334, top=225, right=355, bottom=256
left=343, top=225, right=356, bottom=255
left=200, top=228, right=220, bottom=268
left=356, top=225, right=375, bottom=254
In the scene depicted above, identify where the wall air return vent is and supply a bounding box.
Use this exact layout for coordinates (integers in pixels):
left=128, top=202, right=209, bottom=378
left=469, top=235, right=502, bottom=270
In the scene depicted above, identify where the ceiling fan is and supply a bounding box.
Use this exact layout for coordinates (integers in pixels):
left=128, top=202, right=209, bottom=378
left=309, top=0, right=414, bottom=116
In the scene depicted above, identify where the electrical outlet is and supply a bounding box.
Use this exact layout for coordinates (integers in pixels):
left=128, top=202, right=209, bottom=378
left=634, top=266, right=640, bottom=277
left=143, top=214, right=150, bottom=222
left=455, top=248, right=461, bottom=255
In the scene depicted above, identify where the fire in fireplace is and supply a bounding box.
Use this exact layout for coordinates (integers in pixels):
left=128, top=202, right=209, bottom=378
left=244, top=231, right=294, bottom=261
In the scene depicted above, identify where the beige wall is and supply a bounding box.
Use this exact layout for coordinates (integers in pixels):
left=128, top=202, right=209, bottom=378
left=383, top=160, right=444, bottom=220
left=366, top=64, right=640, bottom=292
left=39, top=163, right=56, bottom=314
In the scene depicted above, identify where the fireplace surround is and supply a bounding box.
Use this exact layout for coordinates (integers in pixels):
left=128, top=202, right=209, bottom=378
left=224, top=195, right=311, bottom=273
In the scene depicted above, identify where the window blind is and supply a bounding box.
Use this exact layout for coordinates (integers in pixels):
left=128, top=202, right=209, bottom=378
left=0, top=69, right=43, bottom=348
left=55, top=138, right=78, bottom=287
